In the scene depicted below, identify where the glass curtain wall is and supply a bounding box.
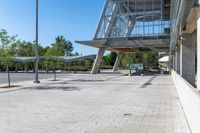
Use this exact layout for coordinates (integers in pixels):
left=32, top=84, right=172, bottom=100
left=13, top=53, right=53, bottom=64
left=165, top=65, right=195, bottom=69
left=95, top=0, right=170, bottom=39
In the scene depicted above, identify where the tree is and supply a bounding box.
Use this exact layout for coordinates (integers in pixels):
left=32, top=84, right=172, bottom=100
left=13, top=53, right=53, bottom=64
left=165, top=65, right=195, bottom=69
left=0, top=29, right=16, bottom=87
left=102, top=52, right=117, bottom=67
left=0, top=30, right=78, bottom=74
left=46, top=36, right=73, bottom=56
left=108, top=52, right=117, bottom=66
left=143, top=52, right=158, bottom=68
left=45, top=36, right=74, bottom=80
left=120, top=53, right=144, bottom=69
left=119, top=52, right=159, bottom=69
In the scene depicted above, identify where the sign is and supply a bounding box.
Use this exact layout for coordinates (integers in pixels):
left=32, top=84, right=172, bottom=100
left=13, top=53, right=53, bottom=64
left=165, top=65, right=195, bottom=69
left=130, top=64, right=144, bottom=70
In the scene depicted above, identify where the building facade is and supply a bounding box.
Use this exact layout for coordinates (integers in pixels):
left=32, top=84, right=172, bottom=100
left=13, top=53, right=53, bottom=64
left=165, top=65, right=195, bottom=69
left=170, top=0, right=199, bottom=89
left=77, top=0, right=171, bottom=74
left=77, top=1, right=200, bottom=131
left=77, top=0, right=199, bottom=90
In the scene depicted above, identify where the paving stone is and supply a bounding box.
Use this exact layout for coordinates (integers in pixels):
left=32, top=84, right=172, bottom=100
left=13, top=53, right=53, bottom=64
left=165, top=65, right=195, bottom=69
left=0, top=74, right=191, bottom=133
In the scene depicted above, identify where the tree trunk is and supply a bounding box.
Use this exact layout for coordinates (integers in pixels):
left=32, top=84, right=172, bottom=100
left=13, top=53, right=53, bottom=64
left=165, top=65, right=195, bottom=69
left=54, top=67, right=56, bottom=81
left=45, top=64, right=48, bottom=74
left=7, top=65, right=11, bottom=87
left=15, top=63, right=18, bottom=73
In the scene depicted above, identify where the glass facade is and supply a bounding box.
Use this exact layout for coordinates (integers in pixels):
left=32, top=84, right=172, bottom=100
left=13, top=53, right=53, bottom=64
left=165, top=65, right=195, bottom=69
left=95, top=0, right=170, bottom=39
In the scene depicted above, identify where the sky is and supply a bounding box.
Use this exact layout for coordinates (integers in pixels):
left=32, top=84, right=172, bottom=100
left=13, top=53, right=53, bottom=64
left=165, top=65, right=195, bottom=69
left=0, top=0, right=105, bottom=55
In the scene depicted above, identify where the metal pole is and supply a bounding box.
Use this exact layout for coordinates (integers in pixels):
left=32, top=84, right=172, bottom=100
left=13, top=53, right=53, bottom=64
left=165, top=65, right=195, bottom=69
left=7, top=65, right=11, bottom=87
left=34, top=0, right=40, bottom=83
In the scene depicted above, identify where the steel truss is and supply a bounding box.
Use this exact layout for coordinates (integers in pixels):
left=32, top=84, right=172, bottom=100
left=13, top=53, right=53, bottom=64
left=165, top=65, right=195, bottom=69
left=95, top=0, right=170, bottom=39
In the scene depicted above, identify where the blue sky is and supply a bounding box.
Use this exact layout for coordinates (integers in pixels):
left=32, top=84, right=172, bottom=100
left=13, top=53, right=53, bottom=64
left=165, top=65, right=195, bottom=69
left=0, top=0, right=105, bottom=55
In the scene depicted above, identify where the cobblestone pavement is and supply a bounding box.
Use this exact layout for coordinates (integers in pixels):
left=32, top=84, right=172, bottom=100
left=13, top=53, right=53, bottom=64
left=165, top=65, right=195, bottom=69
left=0, top=74, right=191, bottom=133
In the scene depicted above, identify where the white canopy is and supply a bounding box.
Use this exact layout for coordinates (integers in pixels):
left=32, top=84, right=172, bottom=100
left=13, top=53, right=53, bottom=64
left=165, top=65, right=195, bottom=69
left=158, top=56, right=169, bottom=62
left=0, top=55, right=96, bottom=63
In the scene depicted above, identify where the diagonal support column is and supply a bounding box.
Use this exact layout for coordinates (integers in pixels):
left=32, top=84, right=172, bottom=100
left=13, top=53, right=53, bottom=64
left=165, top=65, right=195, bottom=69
left=112, top=53, right=122, bottom=72
left=91, top=48, right=106, bottom=74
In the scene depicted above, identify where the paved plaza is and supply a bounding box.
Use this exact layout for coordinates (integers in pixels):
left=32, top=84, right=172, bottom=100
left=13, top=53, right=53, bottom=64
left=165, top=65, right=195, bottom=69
left=0, top=72, right=70, bottom=84
left=0, top=74, right=191, bottom=133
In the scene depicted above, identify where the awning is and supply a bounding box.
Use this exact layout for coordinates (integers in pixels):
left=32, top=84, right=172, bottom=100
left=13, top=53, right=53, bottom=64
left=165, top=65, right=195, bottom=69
left=0, top=55, right=96, bottom=63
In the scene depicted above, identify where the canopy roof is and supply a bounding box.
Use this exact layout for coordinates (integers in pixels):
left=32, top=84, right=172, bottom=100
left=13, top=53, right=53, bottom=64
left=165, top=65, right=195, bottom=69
left=0, top=55, right=96, bottom=63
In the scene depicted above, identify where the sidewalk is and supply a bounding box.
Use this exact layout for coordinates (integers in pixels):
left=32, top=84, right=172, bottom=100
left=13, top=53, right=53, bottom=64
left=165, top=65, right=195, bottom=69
left=0, top=74, right=191, bottom=133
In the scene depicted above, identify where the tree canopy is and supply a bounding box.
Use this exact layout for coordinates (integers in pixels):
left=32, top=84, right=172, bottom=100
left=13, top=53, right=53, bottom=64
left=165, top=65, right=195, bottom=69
left=0, top=29, right=16, bottom=65
left=0, top=29, right=77, bottom=59
left=45, top=36, right=73, bottom=57
left=101, top=51, right=159, bottom=69
left=0, top=29, right=80, bottom=71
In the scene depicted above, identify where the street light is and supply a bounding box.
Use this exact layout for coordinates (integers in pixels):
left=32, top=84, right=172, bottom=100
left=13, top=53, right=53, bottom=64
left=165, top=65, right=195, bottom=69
left=34, top=0, right=40, bottom=83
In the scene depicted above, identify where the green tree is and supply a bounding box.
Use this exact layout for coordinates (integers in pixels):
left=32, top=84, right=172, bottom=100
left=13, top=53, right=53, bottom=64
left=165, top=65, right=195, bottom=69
left=46, top=36, right=73, bottom=56
left=45, top=36, right=74, bottom=80
left=102, top=52, right=117, bottom=67
left=0, top=29, right=16, bottom=87
left=120, top=53, right=144, bottom=69
left=143, top=52, right=158, bottom=68
left=108, top=52, right=117, bottom=66
left=120, top=52, right=159, bottom=69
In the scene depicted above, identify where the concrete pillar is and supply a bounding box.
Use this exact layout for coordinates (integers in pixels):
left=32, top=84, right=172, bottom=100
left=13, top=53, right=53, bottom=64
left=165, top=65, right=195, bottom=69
left=172, top=52, right=175, bottom=70
left=177, top=45, right=180, bottom=74
left=180, top=44, right=183, bottom=76
left=175, top=49, right=178, bottom=71
left=168, top=54, right=173, bottom=73
left=197, top=7, right=200, bottom=89
left=91, top=48, right=106, bottom=74
left=173, top=51, right=176, bottom=70
left=112, top=53, right=122, bottom=72
left=182, top=34, right=196, bottom=86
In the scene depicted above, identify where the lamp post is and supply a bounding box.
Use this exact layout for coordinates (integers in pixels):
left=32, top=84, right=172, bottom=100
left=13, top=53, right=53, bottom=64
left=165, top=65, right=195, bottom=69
left=34, top=0, right=40, bottom=83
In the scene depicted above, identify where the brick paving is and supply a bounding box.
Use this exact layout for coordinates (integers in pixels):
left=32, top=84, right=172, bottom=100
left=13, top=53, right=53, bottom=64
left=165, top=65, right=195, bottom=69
left=0, top=74, right=191, bottom=133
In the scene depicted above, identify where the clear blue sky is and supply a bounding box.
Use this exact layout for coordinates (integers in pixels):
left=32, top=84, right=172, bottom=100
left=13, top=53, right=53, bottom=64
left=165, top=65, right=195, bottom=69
left=0, top=0, right=105, bottom=55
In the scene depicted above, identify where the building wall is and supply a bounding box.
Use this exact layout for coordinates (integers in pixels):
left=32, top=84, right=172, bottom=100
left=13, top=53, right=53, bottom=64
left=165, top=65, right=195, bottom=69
left=182, top=32, right=197, bottom=86
left=172, top=70, right=200, bottom=133
left=170, top=2, right=200, bottom=133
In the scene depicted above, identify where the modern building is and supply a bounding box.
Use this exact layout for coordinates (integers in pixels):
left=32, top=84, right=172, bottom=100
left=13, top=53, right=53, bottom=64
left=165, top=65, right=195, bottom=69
left=170, top=0, right=199, bottom=88
left=170, top=2, right=200, bottom=132
left=77, top=1, right=200, bottom=132
left=77, top=0, right=200, bottom=88
left=77, top=0, right=171, bottom=74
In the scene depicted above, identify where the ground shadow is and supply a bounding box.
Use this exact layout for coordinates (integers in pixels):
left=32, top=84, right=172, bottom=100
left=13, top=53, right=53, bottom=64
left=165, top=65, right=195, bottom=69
left=140, top=76, right=157, bottom=88
left=0, top=85, right=21, bottom=89
left=28, top=86, right=80, bottom=91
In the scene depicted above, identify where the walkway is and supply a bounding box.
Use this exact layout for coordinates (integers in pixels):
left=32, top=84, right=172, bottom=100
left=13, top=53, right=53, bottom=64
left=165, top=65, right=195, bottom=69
left=0, top=74, right=191, bottom=133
